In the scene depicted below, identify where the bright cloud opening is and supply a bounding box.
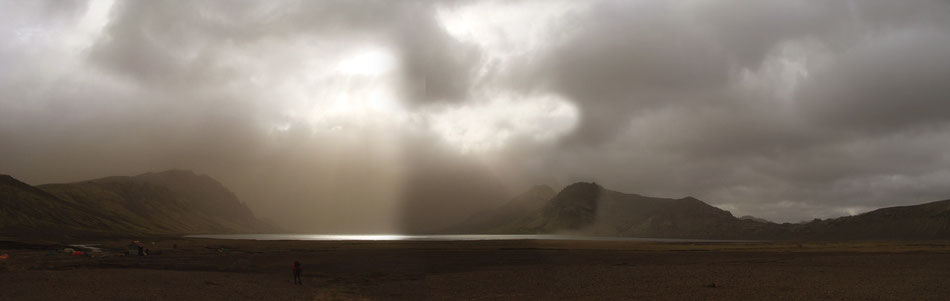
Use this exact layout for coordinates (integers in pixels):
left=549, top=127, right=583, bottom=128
left=426, top=92, right=579, bottom=153
left=335, top=48, right=397, bottom=77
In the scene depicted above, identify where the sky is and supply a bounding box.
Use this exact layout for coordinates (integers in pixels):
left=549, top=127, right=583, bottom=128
left=2, top=0, right=950, bottom=232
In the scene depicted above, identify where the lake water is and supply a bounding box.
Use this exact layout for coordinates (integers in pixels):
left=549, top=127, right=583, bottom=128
left=185, top=234, right=754, bottom=243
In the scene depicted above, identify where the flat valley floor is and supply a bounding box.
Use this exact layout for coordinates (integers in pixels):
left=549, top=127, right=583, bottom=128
left=1, top=238, right=949, bottom=300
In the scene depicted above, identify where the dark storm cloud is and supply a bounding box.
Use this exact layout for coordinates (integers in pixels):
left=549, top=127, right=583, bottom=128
left=507, top=0, right=950, bottom=221
left=3, top=0, right=950, bottom=229
left=91, top=0, right=478, bottom=103
left=798, top=29, right=950, bottom=133
left=394, top=12, right=480, bottom=104
left=543, top=1, right=732, bottom=144
left=536, top=0, right=950, bottom=146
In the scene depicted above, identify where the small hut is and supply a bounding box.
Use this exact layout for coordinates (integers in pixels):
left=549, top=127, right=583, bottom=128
left=128, top=241, right=145, bottom=256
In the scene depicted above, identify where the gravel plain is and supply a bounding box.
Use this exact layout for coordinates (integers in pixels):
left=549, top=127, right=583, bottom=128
left=1, top=239, right=949, bottom=300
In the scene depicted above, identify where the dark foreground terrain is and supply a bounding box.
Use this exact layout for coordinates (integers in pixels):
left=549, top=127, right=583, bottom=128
left=1, top=238, right=949, bottom=300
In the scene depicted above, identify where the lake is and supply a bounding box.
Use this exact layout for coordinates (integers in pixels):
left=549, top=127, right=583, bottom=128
left=185, top=234, right=755, bottom=242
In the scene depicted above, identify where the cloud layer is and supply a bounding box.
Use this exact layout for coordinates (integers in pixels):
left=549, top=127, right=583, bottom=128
left=2, top=0, right=950, bottom=230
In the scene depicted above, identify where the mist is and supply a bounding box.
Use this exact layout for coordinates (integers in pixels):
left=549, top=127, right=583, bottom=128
left=3, top=0, right=950, bottom=232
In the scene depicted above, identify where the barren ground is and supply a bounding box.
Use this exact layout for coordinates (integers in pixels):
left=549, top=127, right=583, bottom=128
left=1, top=238, right=949, bottom=300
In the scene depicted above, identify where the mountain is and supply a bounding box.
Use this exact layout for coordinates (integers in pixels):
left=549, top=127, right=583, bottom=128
left=0, top=175, right=125, bottom=236
left=442, top=185, right=556, bottom=233
left=452, top=182, right=950, bottom=240
left=0, top=170, right=276, bottom=238
left=739, top=215, right=771, bottom=223
left=467, top=182, right=779, bottom=239
left=790, top=199, right=950, bottom=240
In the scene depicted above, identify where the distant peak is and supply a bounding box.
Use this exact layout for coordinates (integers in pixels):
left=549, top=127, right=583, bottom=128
left=156, top=169, right=197, bottom=175
left=136, top=169, right=203, bottom=179
left=528, top=184, right=555, bottom=193
left=0, top=174, right=21, bottom=184
left=556, top=182, right=604, bottom=199
left=563, top=182, right=602, bottom=190
left=739, top=215, right=772, bottom=223
left=0, top=174, right=42, bottom=191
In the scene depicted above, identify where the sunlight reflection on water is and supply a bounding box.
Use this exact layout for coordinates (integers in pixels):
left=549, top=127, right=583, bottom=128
left=185, top=234, right=755, bottom=242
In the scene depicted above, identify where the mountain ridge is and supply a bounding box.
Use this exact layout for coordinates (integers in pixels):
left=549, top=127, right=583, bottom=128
left=451, top=182, right=950, bottom=240
left=1, top=170, right=276, bottom=238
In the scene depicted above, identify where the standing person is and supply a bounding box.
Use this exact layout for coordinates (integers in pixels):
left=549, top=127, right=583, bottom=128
left=293, top=261, right=302, bottom=285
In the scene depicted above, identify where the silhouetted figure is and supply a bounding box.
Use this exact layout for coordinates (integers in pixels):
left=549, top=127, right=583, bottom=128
left=293, top=261, right=302, bottom=285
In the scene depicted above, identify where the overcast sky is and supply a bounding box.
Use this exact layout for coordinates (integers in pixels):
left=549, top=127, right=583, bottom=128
left=3, top=0, right=950, bottom=232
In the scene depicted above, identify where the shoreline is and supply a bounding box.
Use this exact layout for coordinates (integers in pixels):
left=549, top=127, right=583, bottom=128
left=184, top=233, right=764, bottom=243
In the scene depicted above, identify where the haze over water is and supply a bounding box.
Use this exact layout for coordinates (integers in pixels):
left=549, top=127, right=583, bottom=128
left=186, top=234, right=754, bottom=243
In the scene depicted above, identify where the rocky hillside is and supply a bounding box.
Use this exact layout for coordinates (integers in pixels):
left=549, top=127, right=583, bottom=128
left=0, top=175, right=119, bottom=236
left=0, top=170, right=276, bottom=237
left=452, top=182, right=950, bottom=240
left=442, top=185, right=556, bottom=233
left=790, top=199, right=950, bottom=240
left=474, top=182, right=779, bottom=239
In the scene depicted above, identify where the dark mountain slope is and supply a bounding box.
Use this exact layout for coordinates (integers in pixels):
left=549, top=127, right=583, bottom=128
left=486, top=182, right=781, bottom=239
left=461, top=182, right=950, bottom=240
left=792, top=199, right=950, bottom=240
left=444, top=185, right=556, bottom=233
left=125, top=170, right=258, bottom=225
left=1, top=171, right=275, bottom=237
left=739, top=215, right=771, bottom=223
left=64, top=170, right=270, bottom=232
left=0, top=175, right=136, bottom=235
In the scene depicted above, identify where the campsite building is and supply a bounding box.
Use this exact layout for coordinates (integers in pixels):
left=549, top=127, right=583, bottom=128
left=128, top=241, right=145, bottom=256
